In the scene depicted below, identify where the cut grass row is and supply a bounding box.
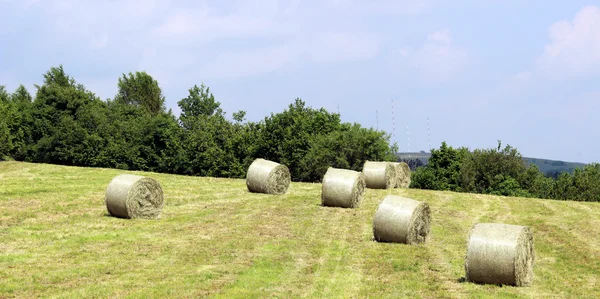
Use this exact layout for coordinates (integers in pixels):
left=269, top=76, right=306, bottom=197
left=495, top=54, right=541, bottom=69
left=1, top=161, right=599, bottom=298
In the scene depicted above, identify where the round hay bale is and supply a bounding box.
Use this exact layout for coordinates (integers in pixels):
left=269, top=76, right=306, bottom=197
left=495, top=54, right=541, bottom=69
left=321, top=167, right=366, bottom=208
left=373, top=195, right=431, bottom=244
left=362, top=161, right=396, bottom=189
left=391, top=162, right=405, bottom=188
left=105, top=174, right=164, bottom=219
left=398, top=162, right=411, bottom=188
left=246, top=158, right=291, bottom=195
left=465, top=223, right=535, bottom=287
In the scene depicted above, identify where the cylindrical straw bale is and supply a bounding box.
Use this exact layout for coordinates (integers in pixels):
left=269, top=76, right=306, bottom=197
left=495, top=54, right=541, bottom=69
left=362, top=161, right=396, bottom=189
left=399, top=162, right=411, bottom=188
left=105, top=174, right=164, bottom=219
left=391, top=162, right=405, bottom=188
left=321, top=167, right=366, bottom=208
left=373, top=195, right=431, bottom=244
left=246, top=158, right=291, bottom=195
left=465, top=223, right=535, bottom=287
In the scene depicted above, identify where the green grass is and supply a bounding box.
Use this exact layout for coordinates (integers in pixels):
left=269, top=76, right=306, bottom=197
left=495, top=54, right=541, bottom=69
left=1, top=161, right=599, bottom=298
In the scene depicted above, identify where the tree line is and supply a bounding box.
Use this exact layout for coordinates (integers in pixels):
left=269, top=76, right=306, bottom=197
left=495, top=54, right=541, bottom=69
left=2, top=66, right=597, bottom=202
left=410, top=141, right=600, bottom=202
left=0, top=66, right=397, bottom=182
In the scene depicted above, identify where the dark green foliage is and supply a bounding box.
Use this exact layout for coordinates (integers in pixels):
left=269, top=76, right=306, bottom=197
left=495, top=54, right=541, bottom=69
left=410, top=140, right=600, bottom=202
left=565, top=164, right=600, bottom=202
left=11, top=85, right=33, bottom=104
left=178, top=84, right=222, bottom=127
left=409, top=166, right=438, bottom=190
left=254, top=98, right=343, bottom=181
left=0, top=88, right=14, bottom=159
left=247, top=99, right=396, bottom=182
left=460, top=141, right=528, bottom=195
left=5, top=65, right=598, bottom=202
left=398, top=153, right=586, bottom=175
left=177, top=84, right=243, bottom=178
left=301, top=123, right=397, bottom=182
left=0, top=86, right=10, bottom=103
left=29, top=66, right=104, bottom=165
left=7, top=66, right=396, bottom=183
left=5, top=85, right=34, bottom=160
left=410, top=142, right=469, bottom=191
left=114, top=71, right=165, bottom=115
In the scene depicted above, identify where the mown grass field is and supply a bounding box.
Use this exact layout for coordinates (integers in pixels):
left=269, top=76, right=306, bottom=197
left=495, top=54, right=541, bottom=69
left=1, top=161, right=599, bottom=298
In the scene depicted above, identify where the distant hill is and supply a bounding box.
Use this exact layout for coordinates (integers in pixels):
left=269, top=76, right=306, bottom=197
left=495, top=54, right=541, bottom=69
left=396, top=152, right=587, bottom=177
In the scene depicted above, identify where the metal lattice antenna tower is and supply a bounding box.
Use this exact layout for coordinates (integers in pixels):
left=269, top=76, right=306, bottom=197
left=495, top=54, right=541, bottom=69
left=337, top=104, right=340, bottom=115
left=427, top=116, right=431, bottom=152
left=376, top=110, right=379, bottom=130
left=391, top=98, right=396, bottom=145
left=407, top=124, right=411, bottom=160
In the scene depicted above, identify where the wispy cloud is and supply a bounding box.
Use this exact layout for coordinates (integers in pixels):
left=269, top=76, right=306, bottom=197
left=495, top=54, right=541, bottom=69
left=405, top=29, right=469, bottom=83
left=537, top=5, right=600, bottom=78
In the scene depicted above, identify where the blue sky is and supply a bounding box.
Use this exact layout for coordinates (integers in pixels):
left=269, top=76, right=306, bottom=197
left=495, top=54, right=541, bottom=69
left=1, top=0, right=599, bottom=163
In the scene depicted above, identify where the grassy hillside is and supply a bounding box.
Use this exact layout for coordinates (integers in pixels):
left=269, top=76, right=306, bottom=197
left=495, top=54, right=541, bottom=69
left=1, top=161, right=599, bottom=298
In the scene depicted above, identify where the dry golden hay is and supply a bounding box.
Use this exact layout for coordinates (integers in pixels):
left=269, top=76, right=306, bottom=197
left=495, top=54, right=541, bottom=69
left=390, top=162, right=404, bottom=188
left=398, top=162, right=411, bottom=188
left=362, top=161, right=396, bottom=189
left=105, top=174, right=164, bottom=219
left=372, top=195, right=431, bottom=244
left=465, top=223, right=535, bottom=287
left=321, top=167, right=366, bottom=208
left=246, top=158, right=291, bottom=195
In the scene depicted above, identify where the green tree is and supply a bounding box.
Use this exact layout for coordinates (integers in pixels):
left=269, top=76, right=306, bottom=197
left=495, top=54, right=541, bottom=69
left=0, top=86, right=9, bottom=103
left=554, top=172, right=574, bottom=200
left=570, top=164, right=600, bottom=202
left=114, top=71, right=165, bottom=115
left=255, top=98, right=342, bottom=181
left=410, top=142, right=469, bottom=191
left=302, top=123, right=396, bottom=182
left=0, top=97, right=14, bottom=159
left=178, top=84, right=222, bottom=127
left=0, top=86, right=15, bottom=158
left=29, top=66, right=105, bottom=165
left=11, top=85, right=33, bottom=104
left=459, top=141, right=527, bottom=195
left=177, top=84, right=242, bottom=177
left=530, top=174, right=556, bottom=199
left=9, top=85, right=34, bottom=160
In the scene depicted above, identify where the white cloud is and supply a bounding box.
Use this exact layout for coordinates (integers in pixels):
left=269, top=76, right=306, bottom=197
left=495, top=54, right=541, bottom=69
left=537, top=5, right=600, bottom=77
left=145, top=3, right=385, bottom=79
left=5, top=0, right=429, bottom=86
left=411, top=29, right=468, bottom=83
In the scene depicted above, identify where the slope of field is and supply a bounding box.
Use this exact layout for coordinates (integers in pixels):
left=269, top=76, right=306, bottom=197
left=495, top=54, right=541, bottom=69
left=1, top=161, right=599, bottom=298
